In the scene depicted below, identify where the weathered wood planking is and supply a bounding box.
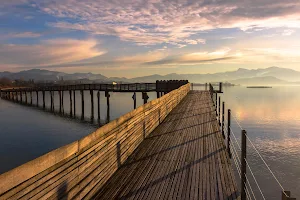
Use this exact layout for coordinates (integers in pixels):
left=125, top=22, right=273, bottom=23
left=94, top=91, right=238, bottom=200
left=0, top=84, right=190, bottom=200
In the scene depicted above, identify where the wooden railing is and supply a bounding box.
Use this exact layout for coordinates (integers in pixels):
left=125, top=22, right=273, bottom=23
left=0, top=83, right=190, bottom=200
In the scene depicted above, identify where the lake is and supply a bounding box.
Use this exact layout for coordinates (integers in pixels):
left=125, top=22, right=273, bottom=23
left=0, top=91, right=157, bottom=174
left=0, top=86, right=299, bottom=198
left=220, top=86, right=300, bottom=199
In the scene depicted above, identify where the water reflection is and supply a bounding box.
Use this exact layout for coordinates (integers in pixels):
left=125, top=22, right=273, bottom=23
left=0, top=91, right=157, bottom=174
left=220, top=86, right=300, bottom=199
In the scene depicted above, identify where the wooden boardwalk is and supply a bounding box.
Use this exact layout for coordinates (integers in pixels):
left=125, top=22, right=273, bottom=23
left=94, top=91, right=238, bottom=200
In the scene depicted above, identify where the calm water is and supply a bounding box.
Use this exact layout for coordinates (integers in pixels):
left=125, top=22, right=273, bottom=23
left=220, top=86, right=300, bottom=199
left=1, top=87, right=300, bottom=199
left=0, top=91, right=156, bottom=174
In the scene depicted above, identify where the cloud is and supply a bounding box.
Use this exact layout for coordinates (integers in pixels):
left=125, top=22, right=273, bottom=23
left=282, top=29, right=295, bottom=36
left=28, top=0, right=300, bottom=46
left=7, top=32, right=41, bottom=38
left=0, top=39, right=105, bottom=70
left=144, top=48, right=238, bottom=65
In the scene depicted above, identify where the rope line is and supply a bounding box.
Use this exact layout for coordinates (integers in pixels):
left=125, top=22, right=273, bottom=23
left=246, top=176, right=257, bottom=200
left=245, top=159, right=266, bottom=200
left=222, top=112, right=288, bottom=198
left=232, top=114, right=243, bottom=130
left=244, top=134, right=288, bottom=197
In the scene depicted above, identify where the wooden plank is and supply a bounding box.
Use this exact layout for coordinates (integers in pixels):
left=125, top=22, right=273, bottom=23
left=94, top=91, right=238, bottom=200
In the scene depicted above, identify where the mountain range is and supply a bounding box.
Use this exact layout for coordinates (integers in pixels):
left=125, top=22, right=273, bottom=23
left=1, top=67, right=300, bottom=85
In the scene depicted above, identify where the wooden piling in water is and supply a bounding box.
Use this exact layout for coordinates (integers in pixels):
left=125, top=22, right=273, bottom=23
left=105, top=91, right=110, bottom=122
left=142, top=92, right=149, bottom=104
left=132, top=92, right=137, bottom=109
left=42, top=91, right=45, bottom=109
left=59, top=91, right=62, bottom=113
left=61, top=91, right=64, bottom=113
left=97, top=91, right=100, bottom=121
left=25, top=92, right=28, bottom=104
left=50, top=91, right=53, bottom=111
left=90, top=90, right=94, bottom=119
left=69, top=90, right=72, bottom=117
left=30, top=91, right=32, bottom=105
left=73, top=90, right=76, bottom=117
left=20, top=91, right=23, bottom=103
left=81, top=90, right=84, bottom=120
left=36, top=91, right=38, bottom=106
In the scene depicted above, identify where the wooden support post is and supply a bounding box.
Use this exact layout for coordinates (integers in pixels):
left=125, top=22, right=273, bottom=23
left=90, top=90, right=94, bottom=119
left=241, top=130, right=247, bottom=200
left=105, top=91, right=110, bottom=110
left=227, top=109, right=231, bottom=158
left=30, top=91, right=32, bottom=105
left=218, top=96, right=221, bottom=126
left=97, top=91, right=100, bottom=121
left=219, top=82, right=223, bottom=93
left=20, top=91, right=23, bottom=103
left=132, top=92, right=137, bottom=109
left=59, top=91, right=62, bottom=113
left=73, top=90, right=76, bottom=117
left=42, top=91, right=45, bottom=109
left=215, top=93, right=218, bottom=116
left=25, top=92, right=28, bottom=104
left=61, top=91, right=64, bottom=113
left=36, top=91, right=38, bottom=107
left=282, top=191, right=296, bottom=200
left=156, top=91, right=160, bottom=98
left=52, top=91, right=55, bottom=111
left=50, top=91, right=53, bottom=111
left=222, top=102, right=225, bottom=138
left=105, top=91, right=110, bottom=123
left=142, top=92, right=149, bottom=104
left=69, top=90, right=72, bottom=117
left=81, top=90, right=84, bottom=120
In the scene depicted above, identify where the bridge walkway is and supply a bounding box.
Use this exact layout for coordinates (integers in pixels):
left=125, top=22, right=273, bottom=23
left=94, top=90, right=238, bottom=200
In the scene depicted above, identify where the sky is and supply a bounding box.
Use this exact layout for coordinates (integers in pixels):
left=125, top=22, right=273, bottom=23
left=0, top=0, right=300, bottom=78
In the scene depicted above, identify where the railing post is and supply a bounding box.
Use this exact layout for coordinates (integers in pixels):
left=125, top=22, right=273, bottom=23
left=222, top=102, right=225, bottom=138
left=227, top=109, right=231, bottom=158
left=215, top=93, right=218, bottom=115
left=282, top=191, right=296, bottom=200
left=218, top=96, right=221, bottom=126
left=241, top=130, right=247, bottom=200
left=219, top=82, right=223, bottom=93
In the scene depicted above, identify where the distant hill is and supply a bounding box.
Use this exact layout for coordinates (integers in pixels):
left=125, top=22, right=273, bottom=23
left=230, top=76, right=288, bottom=86
left=1, top=67, right=300, bottom=85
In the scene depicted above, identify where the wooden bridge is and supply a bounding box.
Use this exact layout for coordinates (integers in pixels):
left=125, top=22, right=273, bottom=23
left=0, top=81, right=188, bottom=121
left=0, top=83, right=239, bottom=199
